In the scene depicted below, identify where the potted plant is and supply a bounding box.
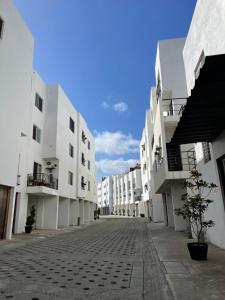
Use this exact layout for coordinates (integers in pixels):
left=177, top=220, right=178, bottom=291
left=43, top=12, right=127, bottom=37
left=122, top=208, right=125, bottom=216
left=25, top=205, right=36, bottom=233
left=175, top=170, right=217, bottom=260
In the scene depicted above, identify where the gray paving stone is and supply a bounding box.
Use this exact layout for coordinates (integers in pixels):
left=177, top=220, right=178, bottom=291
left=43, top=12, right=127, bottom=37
left=0, top=218, right=172, bottom=300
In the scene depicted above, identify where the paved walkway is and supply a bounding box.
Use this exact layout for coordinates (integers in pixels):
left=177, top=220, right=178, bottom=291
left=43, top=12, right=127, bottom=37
left=0, top=218, right=173, bottom=300
left=150, top=222, right=225, bottom=300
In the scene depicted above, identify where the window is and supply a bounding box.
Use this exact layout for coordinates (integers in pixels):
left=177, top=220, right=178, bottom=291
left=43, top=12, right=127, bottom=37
left=81, top=153, right=86, bottom=166
left=88, top=181, right=90, bottom=191
left=32, top=125, right=41, bottom=143
left=88, top=140, right=91, bottom=150
left=81, top=176, right=86, bottom=190
left=156, top=73, right=161, bottom=103
left=202, top=142, right=211, bottom=163
left=69, top=144, right=74, bottom=158
left=82, top=131, right=87, bottom=143
left=35, top=93, right=43, bottom=112
left=151, top=135, right=154, bottom=149
left=33, top=162, right=42, bottom=175
left=88, top=160, right=90, bottom=170
left=0, top=17, right=4, bottom=39
left=69, top=117, right=75, bottom=133
left=68, top=171, right=73, bottom=185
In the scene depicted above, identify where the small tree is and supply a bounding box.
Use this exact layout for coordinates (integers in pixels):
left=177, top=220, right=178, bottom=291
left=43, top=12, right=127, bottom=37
left=26, top=205, right=36, bottom=226
left=175, top=170, right=217, bottom=244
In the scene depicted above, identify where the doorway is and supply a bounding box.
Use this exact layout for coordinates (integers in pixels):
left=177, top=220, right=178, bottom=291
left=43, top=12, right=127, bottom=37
left=0, top=185, right=10, bottom=239
left=217, top=155, right=225, bottom=207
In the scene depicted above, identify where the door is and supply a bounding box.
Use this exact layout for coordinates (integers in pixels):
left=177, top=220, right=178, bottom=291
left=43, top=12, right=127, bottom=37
left=33, top=162, right=42, bottom=181
left=0, top=186, right=10, bottom=239
left=217, top=155, right=225, bottom=207
left=12, top=192, right=19, bottom=234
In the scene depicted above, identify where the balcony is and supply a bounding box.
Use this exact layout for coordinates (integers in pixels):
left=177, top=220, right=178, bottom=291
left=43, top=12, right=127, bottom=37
left=170, top=54, right=225, bottom=145
left=153, top=146, right=196, bottom=193
left=27, top=173, right=58, bottom=196
left=27, top=173, right=58, bottom=189
left=167, top=146, right=196, bottom=172
left=162, top=98, right=187, bottom=117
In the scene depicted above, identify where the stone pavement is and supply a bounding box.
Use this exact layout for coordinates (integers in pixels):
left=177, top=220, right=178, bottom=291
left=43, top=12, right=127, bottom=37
left=0, top=218, right=173, bottom=300
left=150, top=222, right=225, bottom=300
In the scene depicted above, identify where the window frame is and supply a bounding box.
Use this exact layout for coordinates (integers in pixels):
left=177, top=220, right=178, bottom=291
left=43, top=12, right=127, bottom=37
left=0, top=17, right=4, bottom=39
left=68, top=171, right=73, bottom=186
left=69, top=117, right=75, bottom=133
left=69, top=144, right=74, bottom=158
left=32, top=124, right=41, bottom=143
left=35, top=93, right=43, bottom=112
left=202, top=142, right=211, bottom=163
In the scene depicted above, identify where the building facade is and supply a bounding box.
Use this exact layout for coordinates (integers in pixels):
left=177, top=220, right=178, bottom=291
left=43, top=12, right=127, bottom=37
left=140, top=111, right=164, bottom=222
left=0, top=0, right=97, bottom=240
left=170, top=0, right=225, bottom=249
left=140, top=0, right=225, bottom=249
left=97, top=176, right=113, bottom=215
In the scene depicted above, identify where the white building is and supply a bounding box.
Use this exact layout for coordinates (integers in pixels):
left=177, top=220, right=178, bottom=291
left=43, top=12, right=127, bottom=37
left=144, top=38, right=196, bottom=231
left=169, top=0, right=225, bottom=249
left=97, top=176, right=113, bottom=215
left=140, top=111, right=164, bottom=222
left=112, top=165, right=142, bottom=217
left=0, top=0, right=97, bottom=240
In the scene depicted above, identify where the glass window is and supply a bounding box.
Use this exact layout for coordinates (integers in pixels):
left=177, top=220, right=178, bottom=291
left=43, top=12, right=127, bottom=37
left=32, top=125, right=41, bottom=143
left=0, top=17, right=4, bottom=39
left=69, top=117, right=75, bottom=133
left=69, top=144, right=74, bottom=158
left=68, top=171, right=73, bottom=185
left=202, top=142, right=211, bottom=163
left=35, top=93, right=43, bottom=112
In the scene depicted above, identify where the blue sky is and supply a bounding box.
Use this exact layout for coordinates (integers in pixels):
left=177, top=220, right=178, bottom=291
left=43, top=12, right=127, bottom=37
left=13, top=0, right=196, bottom=181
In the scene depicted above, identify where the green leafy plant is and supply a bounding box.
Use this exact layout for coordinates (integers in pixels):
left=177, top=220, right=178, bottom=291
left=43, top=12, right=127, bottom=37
left=175, top=170, right=217, bottom=244
left=26, top=205, right=36, bottom=226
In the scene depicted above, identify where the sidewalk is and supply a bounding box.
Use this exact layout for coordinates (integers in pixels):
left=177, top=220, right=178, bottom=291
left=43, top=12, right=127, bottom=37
left=0, top=219, right=103, bottom=252
left=148, top=222, right=225, bottom=300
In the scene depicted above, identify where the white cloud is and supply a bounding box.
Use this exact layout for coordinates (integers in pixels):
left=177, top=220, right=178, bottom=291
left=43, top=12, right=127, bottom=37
left=96, top=158, right=139, bottom=176
left=112, top=102, right=128, bottom=112
left=101, top=101, right=110, bottom=109
left=95, top=131, right=140, bottom=155
left=101, top=101, right=128, bottom=112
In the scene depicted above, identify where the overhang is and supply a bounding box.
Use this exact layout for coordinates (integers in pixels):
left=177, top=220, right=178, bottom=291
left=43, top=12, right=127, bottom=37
left=170, top=54, right=225, bottom=145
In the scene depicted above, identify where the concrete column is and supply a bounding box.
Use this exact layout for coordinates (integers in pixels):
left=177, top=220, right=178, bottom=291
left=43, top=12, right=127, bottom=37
left=171, top=183, right=187, bottom=231
left=89, top=202, right=94, bottom=222
left=69, top=199, right=79, bottom=225
left=43, top=196, right=58, bottom=229
left=15, top=192, right=28, bottom=233
left=6, top=188, right=16, bottom=239
left=58, top=197, right=70, bottom=228
left=79, top=199, right=84, bottom=225
left=84, top=201, right=90, bottom=224
left=36, top=197, right=44, bottom=229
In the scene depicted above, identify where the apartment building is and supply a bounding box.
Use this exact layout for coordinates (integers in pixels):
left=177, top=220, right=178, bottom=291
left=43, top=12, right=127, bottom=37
left=97, top=176, right=113, bottom=215
left=0, top=0, right=97, bottom=240
left=169, top=0, right=225, bottom=249
left=112, top=165, right=142, bottom=216
left=140, top=111, right=164, bottom=222
left=145, top=38, right=196, bottom=231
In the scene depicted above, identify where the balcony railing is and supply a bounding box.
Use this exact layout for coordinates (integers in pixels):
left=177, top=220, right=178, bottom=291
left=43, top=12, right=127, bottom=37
left=162, top=98, right=187, bottom=117
left=27, top=173, right=58, bottom=190
left=167, top=147, right=196, bottom=172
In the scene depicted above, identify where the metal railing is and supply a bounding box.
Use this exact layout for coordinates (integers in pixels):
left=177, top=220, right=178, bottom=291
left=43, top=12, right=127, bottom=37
left=27, top=173, right=58, bottom=190
left=167, top=149, right=196, bottom=172
left=162, top=98, right=187, bottom=116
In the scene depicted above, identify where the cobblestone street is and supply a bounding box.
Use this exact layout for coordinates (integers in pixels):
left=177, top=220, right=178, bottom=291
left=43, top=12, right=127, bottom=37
left=0, top=218, right=173, bottom=300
